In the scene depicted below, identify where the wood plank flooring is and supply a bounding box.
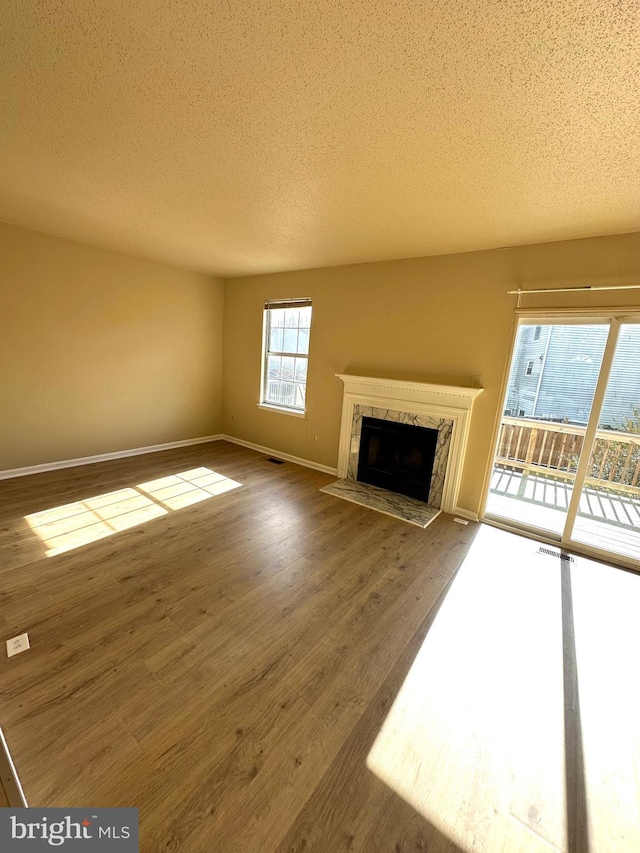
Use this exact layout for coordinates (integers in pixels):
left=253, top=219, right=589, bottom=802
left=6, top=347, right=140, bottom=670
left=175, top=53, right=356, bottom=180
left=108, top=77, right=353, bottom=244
left=0, top=440, right=638, bottom=852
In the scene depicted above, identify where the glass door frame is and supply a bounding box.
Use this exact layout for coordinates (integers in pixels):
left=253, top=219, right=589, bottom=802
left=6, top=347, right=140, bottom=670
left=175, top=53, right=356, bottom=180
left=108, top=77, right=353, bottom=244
left=481, top=308, right=640, bottom=572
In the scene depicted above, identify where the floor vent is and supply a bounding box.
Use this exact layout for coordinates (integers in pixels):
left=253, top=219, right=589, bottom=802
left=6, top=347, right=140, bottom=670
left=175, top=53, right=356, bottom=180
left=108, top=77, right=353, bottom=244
left=267, top=457, right=285, bottom=465
left=537, top=547, right=574, bottom=562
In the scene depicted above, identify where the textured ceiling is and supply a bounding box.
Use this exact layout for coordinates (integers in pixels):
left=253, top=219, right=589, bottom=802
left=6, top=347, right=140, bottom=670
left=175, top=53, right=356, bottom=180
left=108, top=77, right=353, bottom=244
left=1, top=0, right=639, bottom=277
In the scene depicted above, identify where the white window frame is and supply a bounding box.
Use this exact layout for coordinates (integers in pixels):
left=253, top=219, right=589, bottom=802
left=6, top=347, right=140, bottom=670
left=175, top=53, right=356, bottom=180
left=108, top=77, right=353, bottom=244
left=525, top=360, right=534, bottom=376
left=259, top=298, right=312, bottom=417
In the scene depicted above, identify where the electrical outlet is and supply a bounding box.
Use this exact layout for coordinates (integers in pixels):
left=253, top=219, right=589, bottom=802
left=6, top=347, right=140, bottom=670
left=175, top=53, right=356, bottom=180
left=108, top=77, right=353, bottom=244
left=6, top=633, right=30, bottom=658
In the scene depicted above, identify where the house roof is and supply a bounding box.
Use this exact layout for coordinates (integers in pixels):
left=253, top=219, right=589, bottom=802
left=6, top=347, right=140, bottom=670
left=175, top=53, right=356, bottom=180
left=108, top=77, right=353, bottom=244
left=1, top=0, right=639, bottom=277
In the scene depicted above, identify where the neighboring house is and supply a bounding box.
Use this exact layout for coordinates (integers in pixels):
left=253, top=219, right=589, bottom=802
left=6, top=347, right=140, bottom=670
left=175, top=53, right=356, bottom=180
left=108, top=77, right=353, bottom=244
left=505, top=324, right=640, bottom=428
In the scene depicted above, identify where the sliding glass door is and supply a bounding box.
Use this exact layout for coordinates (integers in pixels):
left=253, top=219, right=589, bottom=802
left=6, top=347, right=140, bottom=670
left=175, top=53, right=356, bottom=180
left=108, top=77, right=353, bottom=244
left=485, top=316, right=640, bottom=567
left=570, top=323, right=640, bottom=562
left=485, top=321, right=610, bottom=535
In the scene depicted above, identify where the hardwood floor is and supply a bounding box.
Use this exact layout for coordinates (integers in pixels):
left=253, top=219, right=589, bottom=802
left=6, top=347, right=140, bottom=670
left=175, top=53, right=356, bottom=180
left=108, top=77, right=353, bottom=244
left=0, top=440, right=638, bottom=852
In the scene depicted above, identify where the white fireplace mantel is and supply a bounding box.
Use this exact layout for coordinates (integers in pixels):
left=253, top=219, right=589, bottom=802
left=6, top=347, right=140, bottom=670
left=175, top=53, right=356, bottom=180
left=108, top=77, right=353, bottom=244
left=335, top=374, right=483, bottom=515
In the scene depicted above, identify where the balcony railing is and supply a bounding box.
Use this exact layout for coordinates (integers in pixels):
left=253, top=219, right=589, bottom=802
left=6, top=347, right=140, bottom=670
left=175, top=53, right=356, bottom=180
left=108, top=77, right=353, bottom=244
left=496, top=417, right=640, bottom=496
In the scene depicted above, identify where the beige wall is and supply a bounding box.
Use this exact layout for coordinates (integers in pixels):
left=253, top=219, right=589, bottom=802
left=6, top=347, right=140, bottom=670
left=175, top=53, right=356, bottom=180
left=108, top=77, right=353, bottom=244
left=4, top=220, right=640, bottom=512
left=222, top=232, right=640, bottom=515
left=0, top=222, right=224, bottom=470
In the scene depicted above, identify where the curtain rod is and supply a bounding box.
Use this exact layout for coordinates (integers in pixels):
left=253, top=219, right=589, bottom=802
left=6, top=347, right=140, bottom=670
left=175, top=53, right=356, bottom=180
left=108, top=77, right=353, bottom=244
left=508, top=284, right=640, bottom=308
left=508, top=284, right=640, bottom=295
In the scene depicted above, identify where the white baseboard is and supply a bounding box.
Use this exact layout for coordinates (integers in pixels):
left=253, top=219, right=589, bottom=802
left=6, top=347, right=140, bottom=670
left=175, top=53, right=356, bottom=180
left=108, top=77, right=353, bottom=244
left=0, top=435, right=223, bottom=481
left=452, top=506, right=479, bottom=522
left=222, top=434, right=338, bottom=476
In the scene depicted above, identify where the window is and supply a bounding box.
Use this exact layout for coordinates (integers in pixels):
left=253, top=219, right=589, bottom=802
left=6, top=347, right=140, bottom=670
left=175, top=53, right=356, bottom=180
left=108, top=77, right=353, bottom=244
left=525, top=360, right=534, bottom=376
left=518, top=409, right=526, bottom=417
left=261, top=299, right=312, bottom=413
left=533, top=325, right=542, bottom=341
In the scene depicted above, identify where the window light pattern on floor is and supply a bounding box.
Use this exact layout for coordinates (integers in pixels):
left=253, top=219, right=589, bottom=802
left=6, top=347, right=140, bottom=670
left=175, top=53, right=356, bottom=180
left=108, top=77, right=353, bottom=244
left=25, top=467, right=242, bottom=557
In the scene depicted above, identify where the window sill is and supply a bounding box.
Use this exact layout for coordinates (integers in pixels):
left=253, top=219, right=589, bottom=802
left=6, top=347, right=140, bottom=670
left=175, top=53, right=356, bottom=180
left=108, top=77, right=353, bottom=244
left=257, top=403, right=306, bottom=419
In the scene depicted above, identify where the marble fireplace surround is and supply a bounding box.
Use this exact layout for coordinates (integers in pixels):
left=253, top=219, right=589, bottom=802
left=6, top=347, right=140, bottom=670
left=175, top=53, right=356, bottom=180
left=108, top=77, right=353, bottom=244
left=335, top=375, right=483, bottom=515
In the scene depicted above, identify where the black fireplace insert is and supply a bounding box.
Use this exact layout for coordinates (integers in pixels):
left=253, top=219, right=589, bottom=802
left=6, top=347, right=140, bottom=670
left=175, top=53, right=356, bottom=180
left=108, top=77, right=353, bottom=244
left=357, top=416, right=438, bottom=503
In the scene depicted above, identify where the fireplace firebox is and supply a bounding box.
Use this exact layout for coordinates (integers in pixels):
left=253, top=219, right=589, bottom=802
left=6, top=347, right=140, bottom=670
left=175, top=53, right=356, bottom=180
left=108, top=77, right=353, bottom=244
left=356, top=416, right=438, bottom=503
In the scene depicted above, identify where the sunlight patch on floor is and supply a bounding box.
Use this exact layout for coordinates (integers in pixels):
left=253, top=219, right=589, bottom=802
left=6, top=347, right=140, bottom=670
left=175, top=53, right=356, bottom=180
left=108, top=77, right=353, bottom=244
left=137, top=467, right=240, bottom=509
left=25, top=468, right=242, bottom=556
left=366, top=524, right=640, bottom=852
left=366, top=525, right=568, bottom=852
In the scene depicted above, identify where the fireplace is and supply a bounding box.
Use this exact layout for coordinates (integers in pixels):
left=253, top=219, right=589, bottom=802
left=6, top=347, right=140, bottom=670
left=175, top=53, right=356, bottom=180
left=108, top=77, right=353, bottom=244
left=357, top=417, right=438, bottom=502
left=334, top=375, right=483, bottom=518
left=323, top=376, right=482, bottom=526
